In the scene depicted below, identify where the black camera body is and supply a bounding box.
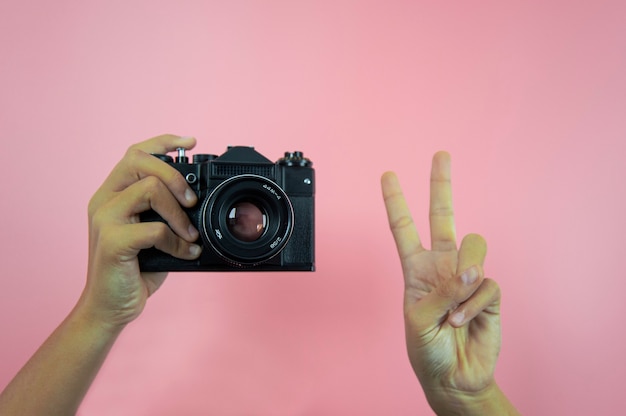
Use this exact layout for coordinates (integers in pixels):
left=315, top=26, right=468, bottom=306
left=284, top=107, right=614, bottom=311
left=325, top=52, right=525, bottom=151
left=138, top=146, right=315, bottom=272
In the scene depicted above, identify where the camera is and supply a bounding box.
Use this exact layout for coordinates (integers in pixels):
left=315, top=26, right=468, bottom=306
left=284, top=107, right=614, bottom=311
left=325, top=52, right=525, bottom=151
left=138, top=146, right=315, bottom=272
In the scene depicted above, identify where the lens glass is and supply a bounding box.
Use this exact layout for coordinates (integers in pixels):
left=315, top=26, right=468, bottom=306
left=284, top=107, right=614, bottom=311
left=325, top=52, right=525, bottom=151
left=226, top=201, right=266, bottom=242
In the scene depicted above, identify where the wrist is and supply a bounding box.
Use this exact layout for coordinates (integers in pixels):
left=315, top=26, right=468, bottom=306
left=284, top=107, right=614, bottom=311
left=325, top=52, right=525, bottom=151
left=71, top=294, right=129, bottom=338
left=424, top=382, right=519, bottom=416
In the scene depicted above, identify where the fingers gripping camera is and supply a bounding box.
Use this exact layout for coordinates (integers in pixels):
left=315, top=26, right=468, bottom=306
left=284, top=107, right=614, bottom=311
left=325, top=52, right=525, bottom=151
left=138, top=146, right=315, bottom=272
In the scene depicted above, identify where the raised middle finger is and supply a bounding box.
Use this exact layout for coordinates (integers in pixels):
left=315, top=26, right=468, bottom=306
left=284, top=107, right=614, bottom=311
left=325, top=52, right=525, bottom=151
left=429, top=151, right=457, bottom=252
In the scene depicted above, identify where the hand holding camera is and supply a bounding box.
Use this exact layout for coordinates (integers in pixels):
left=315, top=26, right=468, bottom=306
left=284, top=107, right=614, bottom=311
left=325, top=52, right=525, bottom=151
left=83, top=135, right=203, bottom=330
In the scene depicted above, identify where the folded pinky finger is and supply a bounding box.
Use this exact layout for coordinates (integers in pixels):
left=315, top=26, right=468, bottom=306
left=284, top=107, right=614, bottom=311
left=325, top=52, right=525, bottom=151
left=447, top=278, right=501, bottom=327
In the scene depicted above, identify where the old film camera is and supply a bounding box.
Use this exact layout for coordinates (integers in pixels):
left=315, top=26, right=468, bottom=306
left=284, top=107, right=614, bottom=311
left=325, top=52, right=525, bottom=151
left=138, top=146, right=314, bottom=272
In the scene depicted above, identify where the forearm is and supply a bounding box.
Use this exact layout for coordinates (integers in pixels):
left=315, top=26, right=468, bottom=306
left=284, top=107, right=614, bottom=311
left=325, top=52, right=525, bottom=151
left=425, top=382, right=520, bottom=416
left=0, top=303, right=123, bottom=416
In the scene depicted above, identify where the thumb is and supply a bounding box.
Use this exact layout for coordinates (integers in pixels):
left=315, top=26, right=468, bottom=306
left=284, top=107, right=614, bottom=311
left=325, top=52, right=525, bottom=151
left=142, top=272, right=168, bottom=297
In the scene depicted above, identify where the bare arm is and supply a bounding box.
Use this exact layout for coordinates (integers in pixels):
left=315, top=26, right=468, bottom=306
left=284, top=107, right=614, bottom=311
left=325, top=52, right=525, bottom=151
left=0, top=305, right=122, bottom=415
left=0, top=135, right=202, bottom=415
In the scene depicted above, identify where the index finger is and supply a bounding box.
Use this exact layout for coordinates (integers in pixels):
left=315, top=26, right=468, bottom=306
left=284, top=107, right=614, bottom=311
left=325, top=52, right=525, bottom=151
left=90, top=135, right=198, bottom=213
left=130, top=134, right=197, bottom=155
left=381, top=171, right=425, bottom=261
left=110, top=135, right=197, bottom=198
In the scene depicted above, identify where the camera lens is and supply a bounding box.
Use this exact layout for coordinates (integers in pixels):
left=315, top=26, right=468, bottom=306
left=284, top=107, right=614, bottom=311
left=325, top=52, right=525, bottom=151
left=200, top=175, right=294, bottom=267
left=226, top=201, right=266, bottom=242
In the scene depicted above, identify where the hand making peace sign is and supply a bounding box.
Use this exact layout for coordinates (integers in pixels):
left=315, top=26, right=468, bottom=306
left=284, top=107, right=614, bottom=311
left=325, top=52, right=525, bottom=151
left=382, top=152, right=517, bottom=415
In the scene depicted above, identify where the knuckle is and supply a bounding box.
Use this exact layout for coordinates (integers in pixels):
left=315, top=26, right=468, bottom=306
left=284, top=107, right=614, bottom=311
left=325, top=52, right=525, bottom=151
left=150, top=221, right=171, bottom=240
left=95, top=225, right=123, bottom=253
left=98, top=226, right=116, bottom=246
left=162, top=167, right=187, bottom=192
left=483, top=278, right=501, bottom=297
left=152, top=223, right=188, bottom=256
left=125, top=143, right=144, bottom=157
left=140, top=176, right=165, bottom=199
left=429, top=205, right=454, bottom=217
left=87, top=194, right=101, bottom=218
left=434, top=239, right=457, bottom=252
left=173, top=239, right=189, bottom=257
left=89, top=204, right=110, bottom=230
left=389, top=214, right=414, bottom=231
left=124, top=146, right=149, bottom=168
left=459, top=233, right=487, bottom=259
left=142, top=174, right=162, bottom=189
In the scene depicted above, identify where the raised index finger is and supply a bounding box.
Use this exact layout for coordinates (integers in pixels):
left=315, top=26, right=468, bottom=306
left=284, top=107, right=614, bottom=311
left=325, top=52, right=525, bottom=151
left=381, top=171, right=424, bottom=261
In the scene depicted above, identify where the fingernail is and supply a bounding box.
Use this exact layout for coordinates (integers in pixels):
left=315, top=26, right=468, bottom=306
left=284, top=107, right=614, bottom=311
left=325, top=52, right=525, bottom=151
left=189, top=244, right=202, bottom=257
left=178, top=135, right=195, bottom=142
left=461, top=267, right=478, bottom=285
left=450, top=311, right=465, bottom=326
left=188, top=224, right=199, bottom=240
left=185, top=189, right=197, bottom=203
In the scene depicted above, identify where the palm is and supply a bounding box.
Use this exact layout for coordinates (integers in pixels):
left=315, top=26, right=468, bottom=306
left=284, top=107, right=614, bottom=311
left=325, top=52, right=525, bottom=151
left=86, top=221, right=163, bottom=327
left=406, top=260, right=500, bottom=393
left=403, top=248, right=457, bottom=304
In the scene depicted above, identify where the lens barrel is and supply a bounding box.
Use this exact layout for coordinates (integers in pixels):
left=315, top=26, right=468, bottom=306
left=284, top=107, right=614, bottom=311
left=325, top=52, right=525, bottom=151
left=200, top=175, right=294, bottom=266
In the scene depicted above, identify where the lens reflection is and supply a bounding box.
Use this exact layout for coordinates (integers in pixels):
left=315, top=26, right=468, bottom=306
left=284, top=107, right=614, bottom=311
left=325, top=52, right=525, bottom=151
left=227, top=201, right=266, bottom=242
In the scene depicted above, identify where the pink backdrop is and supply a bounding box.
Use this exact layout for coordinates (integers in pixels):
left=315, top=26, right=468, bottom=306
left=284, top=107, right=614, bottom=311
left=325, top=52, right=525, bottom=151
left=1, top=1, right=625, bottom=415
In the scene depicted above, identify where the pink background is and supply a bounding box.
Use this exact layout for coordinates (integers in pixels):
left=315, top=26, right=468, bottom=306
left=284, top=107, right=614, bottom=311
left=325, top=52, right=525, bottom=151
left=1, top=1, right=625, bottom=415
